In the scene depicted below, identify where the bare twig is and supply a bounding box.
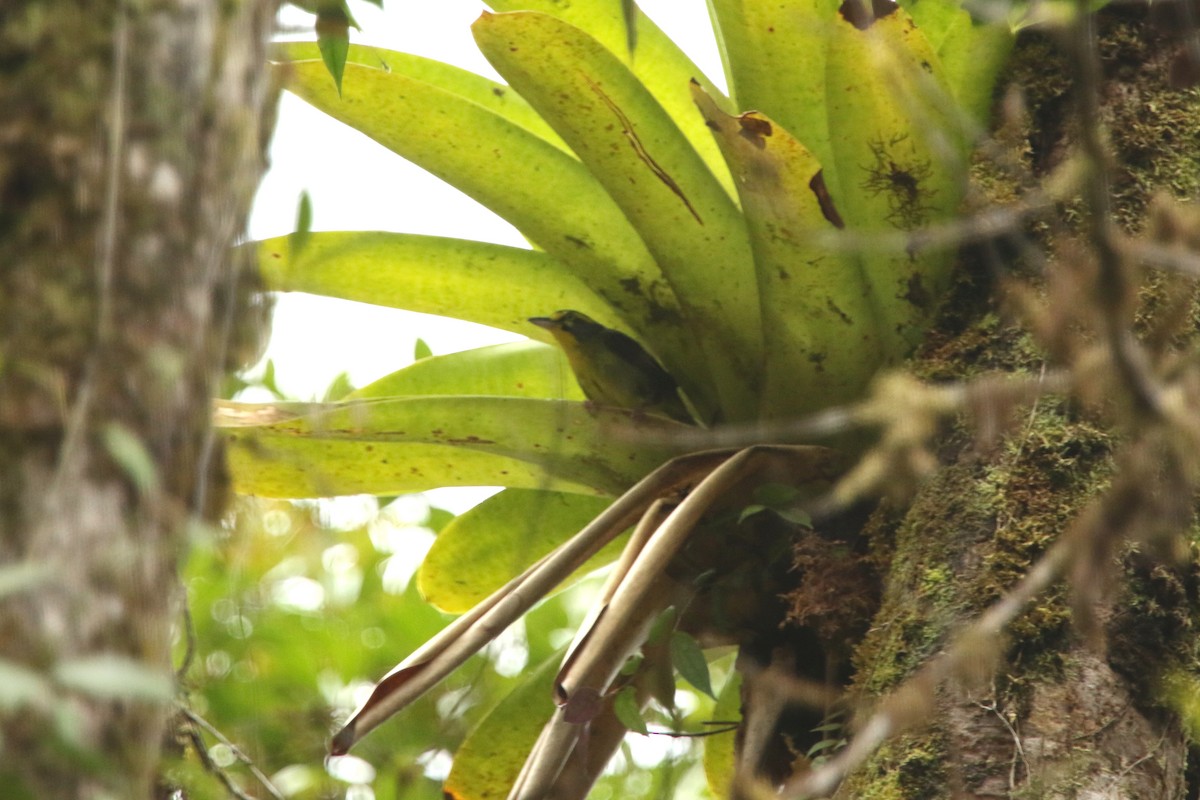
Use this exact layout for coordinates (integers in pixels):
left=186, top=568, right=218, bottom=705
left=179, top=705, right=286, bottom=800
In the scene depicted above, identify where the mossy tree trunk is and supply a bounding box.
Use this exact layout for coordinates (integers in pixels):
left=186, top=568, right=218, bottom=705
left=0, top=1, right=276, bottom=797
left=805, top=8, right=1200, bottom=799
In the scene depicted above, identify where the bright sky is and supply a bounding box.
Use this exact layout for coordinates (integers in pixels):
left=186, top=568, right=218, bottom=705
left=247, top=1, right=724, bottom=399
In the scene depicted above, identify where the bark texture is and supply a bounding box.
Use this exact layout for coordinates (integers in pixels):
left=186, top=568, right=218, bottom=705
left=0, top=1, right=276, bottom=797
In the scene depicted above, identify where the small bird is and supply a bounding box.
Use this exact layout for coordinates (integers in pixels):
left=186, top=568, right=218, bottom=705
left=529, top=310, right=693, bottom=424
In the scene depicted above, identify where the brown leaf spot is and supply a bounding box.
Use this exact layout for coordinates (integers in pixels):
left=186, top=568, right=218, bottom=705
left=838, top=0, right=899, bottom=30
left=810, top=171, right=845, bottom=229
left=737, top=114, right=773, bottom=148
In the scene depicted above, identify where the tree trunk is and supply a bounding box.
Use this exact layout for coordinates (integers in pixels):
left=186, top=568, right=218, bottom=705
left=815, top=8, right=1200, bottom=799
left=0, top=1, right=276, bottom=797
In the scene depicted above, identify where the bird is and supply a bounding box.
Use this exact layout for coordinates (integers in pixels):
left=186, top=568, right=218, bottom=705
left=529, top=310, right=694, bottom=424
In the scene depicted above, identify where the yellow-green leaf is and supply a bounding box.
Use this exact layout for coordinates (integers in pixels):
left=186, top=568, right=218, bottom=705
left=349, top=342, right=584, bottom=401
left=485, top=0, right=737, bottom=195
left=474, top=11, right=760, bottom=421
left=272, top=41, right=569, bottom=148
left=254, top=232, right=613, bottom=340
left=219, top=396, right=681, bottom=498
left=443, top=653, right=560, bottom=800
left=707, top=0, right=842, bottom=190
left=703, top=670, right=742, bottom=798
left=824, top=4, right=964, bottom=360
left=418, top=489, right=617, bottom=613
left=691, top=87, right=884, bottom=418
left=277, top=59, right=694, bottom=385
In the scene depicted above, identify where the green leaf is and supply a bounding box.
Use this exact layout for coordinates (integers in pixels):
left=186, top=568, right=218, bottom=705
left=322, top=371, right=354, bottom=402
left=443, top=653, right=561, bottom=800
left=413, top=338, right=433, bottom=361
left=645, top=605, right=678, bottom=646
left=253, top=232, right=614, bottom=340
left=754, top=483, right=802, bottom=506
left=929, top=11, right=1015, bottom=126
left=669, top=631, right=714, bottom=698
left=54, top=655, right=174, bottom=702
left=613, top=685, right=648, bottom=734
left=272, top=42, right=569, bottom=148
left=775, top=507, right=813, bottom=527
left=824, top=4, right=965, bottom=360
left=418, top=489, right=616, bottom=613
left=348, top=342, right=583, bottom=401
left=289, top=190, right=313, bottom=258
left=737, top=504, right=766, bottom=524
left=0, top=658, right=53, bottom=711
left=102, top=423, right=159, bottom=493
left=474, top=11, right=760, bottom=421
left=619, top=653, right=644, bottom=677
left=708, top=0, right=841, bottom=188
left=314, top=9, right=351, bottom=95
left=703, top=670, right=742, bottom=798
left=261, top=358, right=282, bottom=398
left=691, top=86, right=884, bottom=418
left=807, top=737, right=844, bottom=755
left=485, top=0, right=737, bottom=196
left=219, top=396, right=682, bottom=499
left=275, top=56, right=694, bottom=368
left=622, top=0, right=638, bottom=54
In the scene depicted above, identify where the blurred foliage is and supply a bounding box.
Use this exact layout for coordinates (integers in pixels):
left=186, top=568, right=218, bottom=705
left=172, top=490, right=728, bottom=799
left=175, top=359, right=723, bottom=799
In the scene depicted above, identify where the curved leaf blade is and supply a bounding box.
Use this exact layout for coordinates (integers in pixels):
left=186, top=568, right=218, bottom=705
left=691, top=87, right=883, bottom=418
left=219, top=396, right=682, bottom=498
left=824, top=4, right=965, bottom=359
left=485, top=0, right=737, bottom=195
left=418, top=488, right=617, bottom=613
left=703, top=670, right=743, bottom=798
left=350, top=341, right=584, bottom=401
left=273, top=41, right=570, bottom=148
left=474, top=11, right=760, bottom=421
left=443, top=654, right=561, bottom=800
left=254, top=232, right=613, bottom=340
left=277, top=59, right=694, bottom=388
left=707, top=0, right=842, bottom=190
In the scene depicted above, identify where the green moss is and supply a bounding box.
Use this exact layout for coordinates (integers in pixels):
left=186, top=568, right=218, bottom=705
left=838, top=731, right=950, bottom=800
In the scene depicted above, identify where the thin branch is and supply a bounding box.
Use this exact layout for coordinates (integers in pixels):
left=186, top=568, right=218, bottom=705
left=179, top=705, right=286, bottom=800
left=1067, top=1, right=1165, bottom=418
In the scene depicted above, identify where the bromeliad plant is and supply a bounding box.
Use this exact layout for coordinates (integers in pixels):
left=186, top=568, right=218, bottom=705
left=222, top=1, right=1012, bottom=796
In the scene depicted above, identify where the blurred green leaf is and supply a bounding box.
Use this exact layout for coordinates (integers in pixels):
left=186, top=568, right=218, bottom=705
left=443, top=653, right=561, bottom=800
left=322, top=370, right=355, bottom=402
left=703, top=670, right=741, bottom=798
left=315, top=9, right=352, bottom=95
left=102, top=423, right=159, bottom=493
left=0, top=658, right=53, bottom=711
left=418, top=488, right=616, bottom=613
left=0, top=562, right=51, bottom=599
left=613, top=685, right=647, bottom=735
left=290, top=190, right=314, bottom=258
left=670, top=631, right=713, bottom=699
left=54, top=655, right=174, bottom=702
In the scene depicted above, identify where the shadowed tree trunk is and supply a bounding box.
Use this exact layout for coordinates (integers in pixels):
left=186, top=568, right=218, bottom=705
left=0, top=1, right=276, bottom=797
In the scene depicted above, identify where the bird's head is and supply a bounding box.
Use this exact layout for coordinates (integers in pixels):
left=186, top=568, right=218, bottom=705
left=529, top=310, right=606, bottom=344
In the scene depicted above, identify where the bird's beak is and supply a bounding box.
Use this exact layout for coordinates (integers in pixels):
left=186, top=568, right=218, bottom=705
left=528, top=316, right=554, bottom=329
